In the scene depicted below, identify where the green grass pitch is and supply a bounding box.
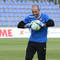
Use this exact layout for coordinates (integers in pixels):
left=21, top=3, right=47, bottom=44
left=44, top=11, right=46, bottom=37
left=0, top=38, right=60, bottom=60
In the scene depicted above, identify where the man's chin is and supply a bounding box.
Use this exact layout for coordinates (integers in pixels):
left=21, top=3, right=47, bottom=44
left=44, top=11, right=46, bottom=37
left=34, top=15, right=38, bottom=18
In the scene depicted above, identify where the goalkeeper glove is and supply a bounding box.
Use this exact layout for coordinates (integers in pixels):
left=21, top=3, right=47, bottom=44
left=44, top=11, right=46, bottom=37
left=25, top=23, right=31, bottom=28
left=38, top=21, right=44, bottom=27
left=25, top=21, right=34, bottom=28
left=34, top=20, right=45, bottom=27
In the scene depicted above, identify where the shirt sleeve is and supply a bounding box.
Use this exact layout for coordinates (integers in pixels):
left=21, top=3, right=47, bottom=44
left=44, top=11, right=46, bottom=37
left=24, top=16, right=30, bottom=24
left=44, top=14, right=51, bottom=22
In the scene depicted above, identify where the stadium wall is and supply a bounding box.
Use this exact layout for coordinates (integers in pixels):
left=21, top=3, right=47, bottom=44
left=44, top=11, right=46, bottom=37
left=0, top=27, right=60, bottom=38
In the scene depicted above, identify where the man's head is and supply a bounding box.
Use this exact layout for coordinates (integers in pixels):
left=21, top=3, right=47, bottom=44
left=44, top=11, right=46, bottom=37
left=31, top=5, right=40, bottom=18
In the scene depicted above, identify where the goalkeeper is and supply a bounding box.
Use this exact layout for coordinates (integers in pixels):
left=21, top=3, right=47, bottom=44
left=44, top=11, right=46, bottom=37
left=17, top=5, right=54, bottom=60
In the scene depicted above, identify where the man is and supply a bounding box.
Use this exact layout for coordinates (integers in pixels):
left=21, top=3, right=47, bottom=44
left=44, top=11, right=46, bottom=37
left=17, top=5, right=54, bottom=60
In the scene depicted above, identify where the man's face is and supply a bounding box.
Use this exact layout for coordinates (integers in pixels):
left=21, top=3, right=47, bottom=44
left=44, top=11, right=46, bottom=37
left=32, top=7, right=40, bottom=18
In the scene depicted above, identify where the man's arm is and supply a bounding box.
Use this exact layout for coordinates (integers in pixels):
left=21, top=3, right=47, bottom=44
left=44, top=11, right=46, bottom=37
left=42, top=14, right=55, bottom=27
left=17, top=16, right=32, bottom=28
left=45, top=19, right=55, bottom=27
left=37, top=19, right=55, bottom=27
left=17, top=21, right=32, bottom=28
left=17, top=21, right=26, bottom=28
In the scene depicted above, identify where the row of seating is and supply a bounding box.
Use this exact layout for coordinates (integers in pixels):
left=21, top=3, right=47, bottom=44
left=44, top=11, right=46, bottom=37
left=0, top=17, right=24, bottom=22
left=0, top=22, right=18, bottom=26
left=0, top=1, right=55, bottom=5
left=0, top=11, right=60, bottom=14
left=0, top=16, right=60, bottom=22
left=0, top=21, right=60, bottom=27
left=0, top=13, right=59, bottom=18
left=0, top=8, right=60, bottom=13
left=0, top=4, right=59, bottom=9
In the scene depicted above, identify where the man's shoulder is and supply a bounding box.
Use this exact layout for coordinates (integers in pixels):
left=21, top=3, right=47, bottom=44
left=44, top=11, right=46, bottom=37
left=24, top=14, right=34, bottom=21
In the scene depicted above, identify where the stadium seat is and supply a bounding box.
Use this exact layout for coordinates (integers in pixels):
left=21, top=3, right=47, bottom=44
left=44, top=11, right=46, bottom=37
left=5, top=0, right=9, bottom=4
left=0, top=22, right=17, bottom=26
left=7, top=22, right=18, bottom=26
left=22, top=1, right=26, bottom=5
left=1, top=0, right=5, bottom=4
left=55, top=21, right=60, bottom=26
left=34, top=1, right=38, bottom=5
left=3, top=4, right=9, bottom=8
left=38, top=1, right=42, bottom=5
left=9, top=1, right=13, bottom=4
left=45, top=1, right=49, bottom=5
left=17, top=1, right=22, bottom=4
left=25, top=1, right=30, bottom=5
left=0, top=8, right=3, bottom=12
left=29, top=1, right=33, bottom=5
left=14, top=0, right=18, bottom=4
left=49, top=1, right=55, bottom=5
left=0, top=4, right=5, bottom=8
left=41, top=1, right=46, bottom=5
left=0, top=13, right=7, bottom=17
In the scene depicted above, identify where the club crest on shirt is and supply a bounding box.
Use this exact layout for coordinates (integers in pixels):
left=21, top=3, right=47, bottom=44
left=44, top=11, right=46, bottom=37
left=40, top=18, right=42, bottom=21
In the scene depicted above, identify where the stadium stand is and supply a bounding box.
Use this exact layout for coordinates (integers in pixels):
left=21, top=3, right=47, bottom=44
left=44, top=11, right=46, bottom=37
left=0, top=0, right=60, bottom=27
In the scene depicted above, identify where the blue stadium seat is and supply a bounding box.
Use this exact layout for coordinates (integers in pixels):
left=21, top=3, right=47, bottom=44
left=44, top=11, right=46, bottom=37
left=9, top=1, right=13, bottom=4
left=22, top=1, right=26, bottom=5
left=5, top=0, right=14, bottom=4
left=45, top=1, right=49, bottom=5
left=41, top=1, right=46, bottom=5
left=34, top=1, right=38, bottom=5
left=27, top=5, right=32, bottom=9
left=57, top=10, right=60, bottom=13
left=55, top=22, right=60, bottom=26
left=1, top=22, right=16, bottom=26
left=0, top=4, right=5, bottom=8
left=1, top=0, right=5, bottom=4
left=20, top=4, right=22, bottom=8
left=5, top=0, right=17, bottom=4
left=49, top=1, right=55, bottom=5
left=0, top=22, right=3, bottom=26
left=17, top=8, right=21, bottom=12
left=17, top=1, right=22, bottom=4
left=0, top=13, right=7, bottom=17
left=29, top=1, right=33, bottom=5
left=5, top=0, right=9, bottom=4
left=14, top=0, right=18, bottom=4
left=38, top=1, right=42, bottom=5
left=55, top=5, right=59, bottom=8
left=8, top=22, right=18, bottom=26
left=1, top=17, right=19, bottom=22
left=0, top=8, right=3, bottom=12
left=3, top=4, right=9, bottom=8
left=3, top=8, right=7, bottom=12
left=25, top=1, right=30, bottom=5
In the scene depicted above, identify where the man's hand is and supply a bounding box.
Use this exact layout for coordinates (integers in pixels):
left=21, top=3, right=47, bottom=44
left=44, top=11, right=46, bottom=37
left=25, top=21, right=34, bottom=28
left=34, top=20, right=46, bottom=27
left=38, top=21, right=46, bottom=27
left=25, top=23, right=32, bottom=28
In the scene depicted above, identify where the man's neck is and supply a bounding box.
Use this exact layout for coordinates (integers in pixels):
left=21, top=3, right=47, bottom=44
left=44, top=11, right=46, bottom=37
left=35, top=14, right=40, bottom=18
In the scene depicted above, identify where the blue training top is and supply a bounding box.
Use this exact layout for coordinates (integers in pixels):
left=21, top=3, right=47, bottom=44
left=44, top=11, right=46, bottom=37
left=24, top=13, right=51, bottom=43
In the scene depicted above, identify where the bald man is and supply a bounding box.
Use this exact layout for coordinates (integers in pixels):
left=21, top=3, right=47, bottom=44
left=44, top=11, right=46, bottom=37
left=17, top=5, right=54, bottom=60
